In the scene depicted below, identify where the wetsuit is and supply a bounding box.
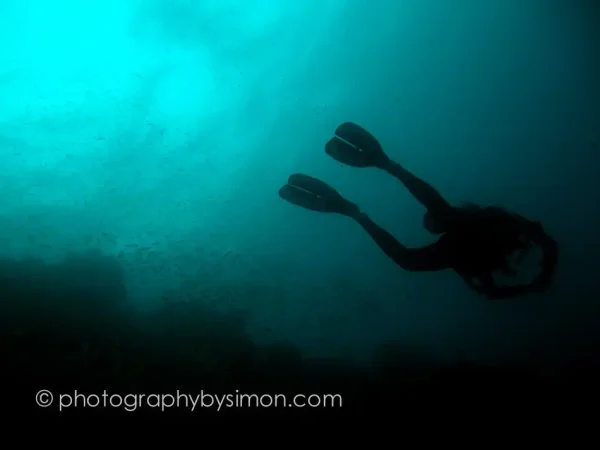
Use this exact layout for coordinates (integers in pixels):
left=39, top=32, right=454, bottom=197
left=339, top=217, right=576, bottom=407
left=352, top=160, right=558, bottom=299
left=280, top=121, right=558, bottom=300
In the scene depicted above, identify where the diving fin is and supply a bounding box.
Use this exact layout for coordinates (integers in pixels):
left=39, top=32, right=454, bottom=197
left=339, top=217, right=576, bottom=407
left=325, top=122, right=387, bottom=168
left=279, top=185, right=331, bottom=212
left=287, top=173, right=340, bottom=197
left=279, top=173, right=358, bottom=215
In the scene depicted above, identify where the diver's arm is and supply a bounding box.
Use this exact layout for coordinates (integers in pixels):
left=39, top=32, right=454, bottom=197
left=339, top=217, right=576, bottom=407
left=456, top=269, right=535, bottom=299
left=470, top=225, right=558, bottom=300
left=457, top=271, right=502, bottom=297
left=529, top=227, right=558, bottom=292
left=510, top=217, right=558, bottom=292
left=380, top=159, right=454, bottom=216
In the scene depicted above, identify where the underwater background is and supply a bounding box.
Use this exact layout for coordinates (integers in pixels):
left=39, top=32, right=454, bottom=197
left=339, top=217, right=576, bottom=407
left=1, top=0, right=599, bottom=415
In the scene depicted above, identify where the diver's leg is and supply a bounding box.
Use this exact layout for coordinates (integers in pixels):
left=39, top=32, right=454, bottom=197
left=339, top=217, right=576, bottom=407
left=381, top=160, right=453, bottom=216
left=325, top=122, right=453, bottom=216
left=279, top=175, right=450, bottom=271
left=351, top=211, right=451, bottom=271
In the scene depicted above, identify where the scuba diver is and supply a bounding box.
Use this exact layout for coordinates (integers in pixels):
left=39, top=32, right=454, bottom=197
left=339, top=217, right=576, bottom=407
left=279, top=122, right=558, bottom=300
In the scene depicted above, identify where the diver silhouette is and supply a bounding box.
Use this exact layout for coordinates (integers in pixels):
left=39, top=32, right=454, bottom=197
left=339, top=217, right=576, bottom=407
left=279, top=122, right=558, bottom=300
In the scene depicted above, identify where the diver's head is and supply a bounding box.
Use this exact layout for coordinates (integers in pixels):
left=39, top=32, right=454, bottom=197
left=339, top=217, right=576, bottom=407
left=423, top=211, right=448, bottom=234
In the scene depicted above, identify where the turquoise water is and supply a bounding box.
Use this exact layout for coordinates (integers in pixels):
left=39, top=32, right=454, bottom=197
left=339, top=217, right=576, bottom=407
left=1, top=0, right=598, bottom=379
